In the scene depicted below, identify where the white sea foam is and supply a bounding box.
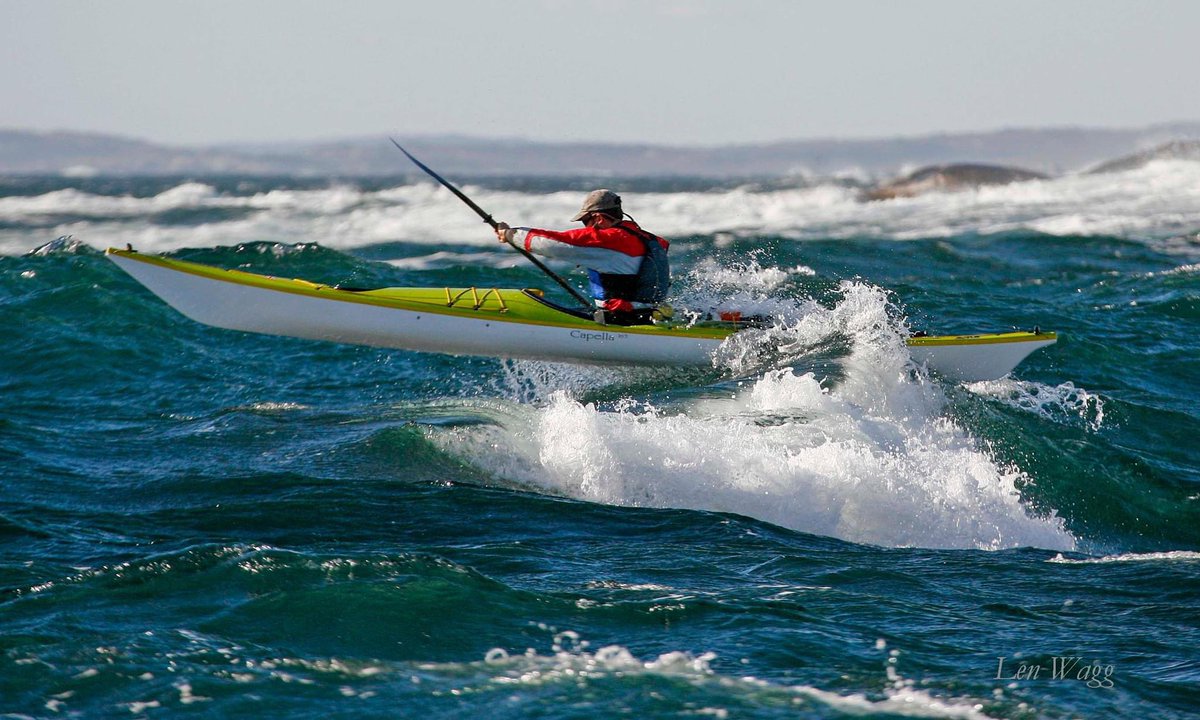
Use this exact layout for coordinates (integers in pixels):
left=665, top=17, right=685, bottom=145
left=965, top=379, right=1106, bottom=431
left=385, top=251, right=526, bottom=271
left=154, top=634, right=1000, bottom=717
left=687, top=256, right=797, bottom=292
left=425, top=637, right=1002, bottom=719
left=238, top=402, right=310, bottom=413
left=1049, top=550, right=1200, bottom=564
left=431, top=282, right=1074, bottom=551
left=1152, top=262, right=1200, bottom=277
left=4, top=160, right=1200, bottom=256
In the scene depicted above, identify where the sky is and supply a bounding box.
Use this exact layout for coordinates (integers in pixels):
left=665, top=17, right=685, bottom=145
left=2, top=0, right=1198, bottom=147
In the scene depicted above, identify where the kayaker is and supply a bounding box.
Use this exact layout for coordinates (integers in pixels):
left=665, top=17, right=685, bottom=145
left=495, top=189, right=670, bottom=325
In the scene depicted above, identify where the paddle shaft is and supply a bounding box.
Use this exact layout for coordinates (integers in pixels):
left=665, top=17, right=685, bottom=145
left=389, top=139, right=593, bottom=309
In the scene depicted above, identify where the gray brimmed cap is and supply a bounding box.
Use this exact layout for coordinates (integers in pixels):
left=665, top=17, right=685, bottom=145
left=571, top=189, right=622, bottom=221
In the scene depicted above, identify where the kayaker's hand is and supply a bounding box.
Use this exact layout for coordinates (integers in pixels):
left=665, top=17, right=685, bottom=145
left=495, top=222, right=514, bottom=244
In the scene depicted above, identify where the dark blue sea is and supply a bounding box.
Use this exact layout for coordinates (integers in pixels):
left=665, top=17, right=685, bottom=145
left=2, top=168, right=1199, bottom=718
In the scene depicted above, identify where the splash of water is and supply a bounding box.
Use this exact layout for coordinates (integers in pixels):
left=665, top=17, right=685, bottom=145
left=431, top=282, right=1074, bottom=551
left=965, top=379, right=1107, bottom=432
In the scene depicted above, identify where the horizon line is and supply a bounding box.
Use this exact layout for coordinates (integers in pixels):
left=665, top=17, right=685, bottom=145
left=4, top=119, right=1200, bottom=151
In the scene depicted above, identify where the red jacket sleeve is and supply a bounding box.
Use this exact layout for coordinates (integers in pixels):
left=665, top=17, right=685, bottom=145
left=523, top=224, right=669, bottom=255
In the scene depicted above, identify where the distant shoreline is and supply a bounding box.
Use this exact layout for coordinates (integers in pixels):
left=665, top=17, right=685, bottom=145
left=2, top=122, right=1198, bottom=178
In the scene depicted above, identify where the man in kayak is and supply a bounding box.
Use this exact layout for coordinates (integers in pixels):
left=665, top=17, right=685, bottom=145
left=495, top=189, right=670, bottom=325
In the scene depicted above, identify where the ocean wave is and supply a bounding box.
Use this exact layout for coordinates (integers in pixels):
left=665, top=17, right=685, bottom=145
left=427, top=283, right=1075, bottom=551
left=21, top=624, right=1002, bottom=718
left=1151, top=262, right=1200, bottom=277
left=425, top=636, right=1000, bottom=720
left=3, top=160, right=1200, bottom=257
left=964, top=379, right=1107, bottom=432
left=1048, top=550, right=1200, bottom=564
left=386, top=250, right=527, bottom=271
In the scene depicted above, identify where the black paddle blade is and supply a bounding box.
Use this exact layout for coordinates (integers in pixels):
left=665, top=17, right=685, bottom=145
left=389, top=138, right=498, bottom=230
left=387, top=137, right=593, bottom=310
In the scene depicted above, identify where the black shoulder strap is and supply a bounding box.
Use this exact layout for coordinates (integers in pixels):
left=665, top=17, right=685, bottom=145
left=617, top=221, right=660, bottom=250
left=615, top=221, right=670, bottom=303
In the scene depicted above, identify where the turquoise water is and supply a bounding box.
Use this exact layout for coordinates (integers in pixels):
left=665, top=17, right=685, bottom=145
left=2, top=172, right=1199, bottom=717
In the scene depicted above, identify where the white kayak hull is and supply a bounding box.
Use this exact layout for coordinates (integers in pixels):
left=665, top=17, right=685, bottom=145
left=107, top=250, right=726, bottom=366
left=106, top=249, right=1056, bottom=380
left=908, top=334, right=1057, bottom=383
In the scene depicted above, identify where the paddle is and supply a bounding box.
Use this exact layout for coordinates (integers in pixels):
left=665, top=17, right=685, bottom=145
left=389, top=138, right=593, bottom=309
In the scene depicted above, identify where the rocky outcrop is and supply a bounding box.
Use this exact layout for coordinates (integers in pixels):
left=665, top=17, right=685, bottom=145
left=1085, top=140, right=1200, bottom=174
left=864, top=163, right=1048, bottom=201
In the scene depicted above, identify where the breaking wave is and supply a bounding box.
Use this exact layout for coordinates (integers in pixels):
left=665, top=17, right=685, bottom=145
left=427, top=283, right=1075, bottom=551
left=3, top=160, right=1200, bottom=256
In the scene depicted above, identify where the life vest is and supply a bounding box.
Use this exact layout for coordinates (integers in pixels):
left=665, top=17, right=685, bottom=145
left=624, top=222, right=671, bottom=303
left=591, top=222, right=669, bottom=304
left=519, top=220, right=670, bottom=304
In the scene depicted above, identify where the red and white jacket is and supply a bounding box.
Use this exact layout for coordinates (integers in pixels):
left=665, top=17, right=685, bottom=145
left=510, top=220, right=670, bottom=311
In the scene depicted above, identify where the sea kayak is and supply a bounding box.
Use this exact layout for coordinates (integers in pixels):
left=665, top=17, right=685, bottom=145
left=106, top=248, right=1056, bottom=381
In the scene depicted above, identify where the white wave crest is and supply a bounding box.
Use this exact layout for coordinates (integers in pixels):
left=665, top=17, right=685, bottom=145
left=5, top=160, right=1200, bottom=257
left=965, top=379, right=1106, bottom=431
left=1152, top=262, right=1200, bottom=277
left=385, top=251, right=526, bottom=271
left=428, top=635, right=1001, bottom=720
left=1049, top=550, right=1200, bottom=564
left=430, top=283, right=1074, bottom=551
